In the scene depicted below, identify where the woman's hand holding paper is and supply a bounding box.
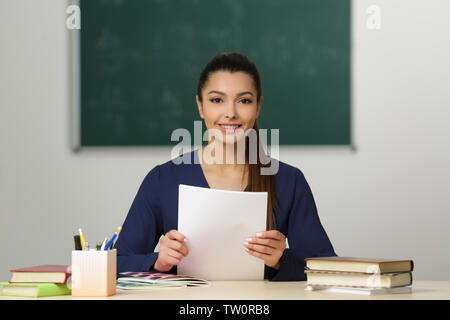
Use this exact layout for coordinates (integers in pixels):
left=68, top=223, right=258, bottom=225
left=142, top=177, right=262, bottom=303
left=154, top=229, right=189, bottom=272
left=244, top=230, right=286, bottom=270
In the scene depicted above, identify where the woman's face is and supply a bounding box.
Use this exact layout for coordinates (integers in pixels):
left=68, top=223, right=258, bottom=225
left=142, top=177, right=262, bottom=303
left=196, top=71, right=262, bottom=145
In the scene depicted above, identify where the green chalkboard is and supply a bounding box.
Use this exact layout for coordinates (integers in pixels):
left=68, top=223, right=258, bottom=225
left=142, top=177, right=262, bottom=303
left=80, top=0, right=351, bottom=146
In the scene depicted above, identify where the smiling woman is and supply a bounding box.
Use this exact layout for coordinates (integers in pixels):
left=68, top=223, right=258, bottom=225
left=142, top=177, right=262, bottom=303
left=114, top=52, right=337, bottom=281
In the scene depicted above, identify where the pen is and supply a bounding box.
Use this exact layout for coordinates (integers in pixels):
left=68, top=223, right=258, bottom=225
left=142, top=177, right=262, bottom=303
left=104, top=226, right=122, bottom=251
left=100, top=237, right=108, bottom=251
left=78, top=228, right=86, bottom=250
left=111, top=226, right=122, bottom=249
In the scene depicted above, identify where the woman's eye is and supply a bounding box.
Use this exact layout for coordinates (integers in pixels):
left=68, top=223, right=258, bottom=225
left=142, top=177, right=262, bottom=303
left=209, top=97, right=252, bottom=104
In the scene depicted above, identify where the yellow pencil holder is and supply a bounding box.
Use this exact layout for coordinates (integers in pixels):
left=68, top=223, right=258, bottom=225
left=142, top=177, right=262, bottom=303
left=71, top=249, right=116, bottom=297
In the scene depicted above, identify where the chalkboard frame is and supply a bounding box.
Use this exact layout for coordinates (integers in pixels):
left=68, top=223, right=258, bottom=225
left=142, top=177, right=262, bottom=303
left=71, top=0, right=355, bottom=151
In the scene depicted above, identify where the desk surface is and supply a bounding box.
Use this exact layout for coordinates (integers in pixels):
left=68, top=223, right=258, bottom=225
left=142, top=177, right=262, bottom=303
left=1, top=281, right=449, bottom=300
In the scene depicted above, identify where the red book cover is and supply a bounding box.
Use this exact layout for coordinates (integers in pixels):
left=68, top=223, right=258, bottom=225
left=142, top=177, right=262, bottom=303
left=10, top=265, right=71, bottom=284
left=11, top=265, right=70, bottom=273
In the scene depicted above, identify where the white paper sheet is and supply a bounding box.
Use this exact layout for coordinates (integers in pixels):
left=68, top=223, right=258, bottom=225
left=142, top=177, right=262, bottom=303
left=177, top=184, right=267, bottom=280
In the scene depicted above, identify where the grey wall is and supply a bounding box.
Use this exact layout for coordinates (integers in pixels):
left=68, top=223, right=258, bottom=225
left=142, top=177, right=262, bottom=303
left=1, top=0, right=449, bottom=282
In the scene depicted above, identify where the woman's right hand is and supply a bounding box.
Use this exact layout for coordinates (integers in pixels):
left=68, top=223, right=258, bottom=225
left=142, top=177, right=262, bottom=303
left=153, top=229, right=189, bottom=272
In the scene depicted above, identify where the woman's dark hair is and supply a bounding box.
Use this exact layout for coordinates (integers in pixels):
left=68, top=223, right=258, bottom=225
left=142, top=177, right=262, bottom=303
left=196, top=52, right=279, bottom=230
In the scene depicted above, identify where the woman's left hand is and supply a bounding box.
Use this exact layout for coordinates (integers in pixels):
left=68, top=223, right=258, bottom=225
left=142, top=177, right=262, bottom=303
left=244, top=230, right=286, bottom=270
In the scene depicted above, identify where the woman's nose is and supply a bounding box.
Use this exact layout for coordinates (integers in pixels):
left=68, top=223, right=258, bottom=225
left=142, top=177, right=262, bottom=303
left=225, top=102, right=237, bottom=119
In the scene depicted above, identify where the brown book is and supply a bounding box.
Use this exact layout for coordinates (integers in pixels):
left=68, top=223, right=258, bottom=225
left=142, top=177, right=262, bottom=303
left=304, top=257, right=414, bottom=274
left=10, top=265, right=71, bottom=284
left=305, top=270, right=413, bottom=288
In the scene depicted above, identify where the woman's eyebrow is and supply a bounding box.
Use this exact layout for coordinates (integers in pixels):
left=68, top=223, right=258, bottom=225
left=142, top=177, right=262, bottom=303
left=207, top=90, right=254, bottom=97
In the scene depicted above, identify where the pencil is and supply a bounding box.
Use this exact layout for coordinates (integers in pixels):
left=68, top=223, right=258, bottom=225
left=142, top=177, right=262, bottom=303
left=78, top=228, right=86, bottom=250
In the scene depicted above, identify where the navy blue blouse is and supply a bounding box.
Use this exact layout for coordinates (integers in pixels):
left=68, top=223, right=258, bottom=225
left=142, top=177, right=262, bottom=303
left=114, top=150, right=337, bottom=281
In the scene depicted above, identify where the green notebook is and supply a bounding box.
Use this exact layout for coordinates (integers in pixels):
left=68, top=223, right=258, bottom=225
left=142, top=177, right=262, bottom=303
left=0, top=282, right=71, bottom=298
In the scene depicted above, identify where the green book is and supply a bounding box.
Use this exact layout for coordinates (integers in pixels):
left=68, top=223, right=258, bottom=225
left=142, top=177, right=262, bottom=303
left=0, top=282, right=71, bottom=298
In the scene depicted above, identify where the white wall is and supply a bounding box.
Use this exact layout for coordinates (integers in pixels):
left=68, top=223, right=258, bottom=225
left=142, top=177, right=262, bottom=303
left=1, top=0, right=449, bottom=282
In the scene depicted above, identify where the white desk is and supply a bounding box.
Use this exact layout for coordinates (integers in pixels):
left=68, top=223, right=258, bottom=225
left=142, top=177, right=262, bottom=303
left=1, top=280, right=449, bottom=300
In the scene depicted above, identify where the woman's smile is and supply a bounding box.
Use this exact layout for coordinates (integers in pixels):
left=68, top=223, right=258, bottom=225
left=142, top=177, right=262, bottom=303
left=217, top=123, right=243, bottom=134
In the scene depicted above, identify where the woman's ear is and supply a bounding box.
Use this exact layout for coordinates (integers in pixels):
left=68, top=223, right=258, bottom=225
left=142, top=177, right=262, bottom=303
left=196, top=95, right=204, bottom=119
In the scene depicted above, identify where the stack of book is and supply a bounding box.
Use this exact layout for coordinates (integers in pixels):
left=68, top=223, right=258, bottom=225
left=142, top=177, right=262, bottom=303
left=304, top=256, right=414, bottom=295
left=0, top=265, right=72, bottom=298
